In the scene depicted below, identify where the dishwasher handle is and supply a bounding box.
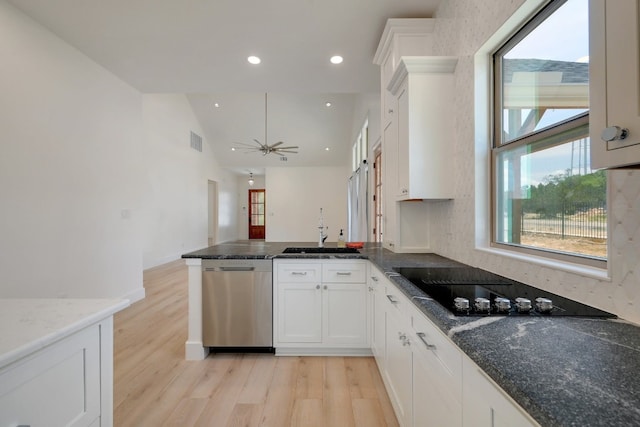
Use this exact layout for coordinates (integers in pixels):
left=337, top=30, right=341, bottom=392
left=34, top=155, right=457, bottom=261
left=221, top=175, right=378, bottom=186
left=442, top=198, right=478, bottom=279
left=204, top=266, right=256, bottom=272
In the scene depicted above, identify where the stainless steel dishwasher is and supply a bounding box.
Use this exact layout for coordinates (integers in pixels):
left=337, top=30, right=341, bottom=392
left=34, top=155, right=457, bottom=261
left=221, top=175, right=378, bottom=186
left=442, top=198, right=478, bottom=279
left=202, top=259, right=273, bottom=351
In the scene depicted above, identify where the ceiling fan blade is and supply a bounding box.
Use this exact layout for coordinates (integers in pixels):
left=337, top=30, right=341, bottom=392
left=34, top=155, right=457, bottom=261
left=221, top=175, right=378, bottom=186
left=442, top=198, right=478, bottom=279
left=233, top=142, right=262, bottom=148
left=253, top=139, right=268, bottom=149
left=276, top=150, right=298, bottom=154
left=269, top=141, right=284, bottom=148
left=275, top=146, right=299, bottom=150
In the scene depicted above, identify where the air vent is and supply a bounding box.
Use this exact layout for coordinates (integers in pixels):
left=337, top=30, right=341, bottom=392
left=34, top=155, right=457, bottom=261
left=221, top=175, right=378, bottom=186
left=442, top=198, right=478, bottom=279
left=280, top=156, right=287, bottom=162
left=190, top=131, right=203, bottom=152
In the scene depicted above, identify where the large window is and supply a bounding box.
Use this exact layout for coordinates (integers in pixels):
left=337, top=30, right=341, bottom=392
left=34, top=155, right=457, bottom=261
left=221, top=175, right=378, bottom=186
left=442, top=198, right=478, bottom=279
left=492, top=0, right=606, bottom=266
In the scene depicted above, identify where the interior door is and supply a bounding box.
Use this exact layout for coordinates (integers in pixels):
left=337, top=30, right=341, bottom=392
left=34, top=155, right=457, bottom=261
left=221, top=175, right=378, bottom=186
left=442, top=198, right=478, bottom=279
left=248, top=189, right=266, bottom=239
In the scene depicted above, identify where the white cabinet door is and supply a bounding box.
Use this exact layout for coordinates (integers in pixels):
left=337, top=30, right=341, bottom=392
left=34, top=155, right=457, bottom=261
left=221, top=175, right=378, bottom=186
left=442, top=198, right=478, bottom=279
left=396, top=82, right=410, bottom=198
left=590, top=0, right=640, bottom=168
left=388, top=56, right=457, bottom=201
left=385, top=309, right=413, bottom=427
left=0, top=323, right=101, bottom=427
left=462, top=356, right=539, bottom=427
left=323, top=283, right=367, bottom=346
left=411, top=307, right=462, bottom=427
left=276, top=282, right=322, bottom=343
left=369, top=272, right=387, bottom=364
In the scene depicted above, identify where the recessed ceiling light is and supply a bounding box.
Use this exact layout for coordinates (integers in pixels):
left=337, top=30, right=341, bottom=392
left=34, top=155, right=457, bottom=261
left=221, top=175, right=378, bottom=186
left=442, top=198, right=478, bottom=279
left=231, top=147, right=236, bottom=151
left=214, top=102, right=220, bottom=108
left=325, top=102, right=332, bottom=107
left=325, top=147, right=330, bottom=151
left=247, top=55, right=261, bottom=65
left=330, top=55, right=343, bottom=64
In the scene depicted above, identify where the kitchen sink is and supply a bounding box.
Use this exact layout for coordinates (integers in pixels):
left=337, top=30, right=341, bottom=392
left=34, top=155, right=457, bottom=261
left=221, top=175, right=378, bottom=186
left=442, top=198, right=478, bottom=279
left=282, top=247, right=360, bottom=254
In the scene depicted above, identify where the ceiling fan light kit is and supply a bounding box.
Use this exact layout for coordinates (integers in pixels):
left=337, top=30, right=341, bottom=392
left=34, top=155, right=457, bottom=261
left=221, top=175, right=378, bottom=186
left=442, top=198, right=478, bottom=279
left=233, top=93, right=299, bottom=157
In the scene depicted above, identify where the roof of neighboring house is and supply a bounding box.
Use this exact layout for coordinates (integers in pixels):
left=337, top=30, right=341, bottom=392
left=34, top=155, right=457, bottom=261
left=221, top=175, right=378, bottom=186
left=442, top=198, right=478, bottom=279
left=503, top=58, right=589, bottom=84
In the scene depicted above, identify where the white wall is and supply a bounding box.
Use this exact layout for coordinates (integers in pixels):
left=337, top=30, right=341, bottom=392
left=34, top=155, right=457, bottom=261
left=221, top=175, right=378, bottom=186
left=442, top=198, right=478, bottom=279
left=141, top=94, right=239, bottom=268
left=265, top=167, right=350, bottom=242
left=0, top=1, right=144, bottom=299
left=0, top=1, right=238, bottom=299
left=428, top=0, right=640, bottom=323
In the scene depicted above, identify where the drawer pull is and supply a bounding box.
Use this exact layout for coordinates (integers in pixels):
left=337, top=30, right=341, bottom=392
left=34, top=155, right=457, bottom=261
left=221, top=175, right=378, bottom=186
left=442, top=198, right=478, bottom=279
left=386, top=295, right=399, bottom=304
left=416, top=332, right=436, bottom=350
left=291, top=271, right=308, bottom=276
left=336, top=272, right=352, bottom=276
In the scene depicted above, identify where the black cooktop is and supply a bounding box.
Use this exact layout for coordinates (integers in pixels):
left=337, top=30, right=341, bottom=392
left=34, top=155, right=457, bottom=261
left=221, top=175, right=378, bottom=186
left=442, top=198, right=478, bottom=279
left=394, top=267, right=615, bottom=318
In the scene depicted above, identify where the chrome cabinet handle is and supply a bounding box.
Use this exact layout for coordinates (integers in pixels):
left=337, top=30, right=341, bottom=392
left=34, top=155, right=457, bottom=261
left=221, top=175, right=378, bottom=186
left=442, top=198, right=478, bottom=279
left=371, top=276, right=379, bottom=282
left=323, top=285, right=328, bottom=290
left=291, top=271, right=308, bottom=276
left=386, top=295, right=399, bottom=304
left=316, top=284, right=320, bottom=289
left=416, top=332, right=436, bottom=350
left=601, top=126, right=629, bottom=142
left=336, top=272, right=352, bottom=276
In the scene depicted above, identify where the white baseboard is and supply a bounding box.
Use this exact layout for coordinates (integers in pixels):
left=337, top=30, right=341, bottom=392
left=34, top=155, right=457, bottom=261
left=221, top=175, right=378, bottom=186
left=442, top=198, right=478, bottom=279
left=274, top=347, right=372, bottom=357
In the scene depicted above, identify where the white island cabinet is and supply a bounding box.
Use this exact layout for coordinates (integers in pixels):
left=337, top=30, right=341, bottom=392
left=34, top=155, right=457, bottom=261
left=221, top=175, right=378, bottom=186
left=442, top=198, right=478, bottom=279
left=273, top=259, right=369, bottom=355
left=0, top=298, right=129, bottom=427
left=590, top=0, right=640, bottom=168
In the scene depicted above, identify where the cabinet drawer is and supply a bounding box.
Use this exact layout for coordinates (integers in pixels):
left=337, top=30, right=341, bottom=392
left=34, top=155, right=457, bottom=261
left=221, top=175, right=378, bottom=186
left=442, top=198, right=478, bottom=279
left=322, top=262, right=366, bottom=283
left=0, top=323, right=101, bottom=427
left=276, top=263, right=322, bottom=283
left=410, top=307, right=462, bottom=388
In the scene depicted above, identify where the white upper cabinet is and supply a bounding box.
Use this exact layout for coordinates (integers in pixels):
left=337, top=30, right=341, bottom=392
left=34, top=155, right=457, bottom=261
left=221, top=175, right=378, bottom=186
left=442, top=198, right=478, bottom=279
left=590, top=0, right=640, bottom=168
left=389, top=56, right=458, bottom=199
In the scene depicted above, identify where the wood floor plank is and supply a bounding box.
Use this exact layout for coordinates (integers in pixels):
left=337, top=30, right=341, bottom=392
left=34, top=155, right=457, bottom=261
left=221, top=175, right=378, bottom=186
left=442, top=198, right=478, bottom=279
left=161, top=397, right=208, bottom=427
left=291, top=398, right=324, bottom=427
left=194, top=355, right=258, bottom=426
left=295, top=356, right=325, bottom=400
left=258, top=356, right=299, bottom=427
left=345, top=357, right=379, bottom=399
left=323, top=357, right=356, bottom=427
left=237, top=354, right=277, bottom=404
left=226, top=403, right=265, bottom=427
left=113, top=260, right=399, bottom=427
left=352, top=398, right=388, bottom=427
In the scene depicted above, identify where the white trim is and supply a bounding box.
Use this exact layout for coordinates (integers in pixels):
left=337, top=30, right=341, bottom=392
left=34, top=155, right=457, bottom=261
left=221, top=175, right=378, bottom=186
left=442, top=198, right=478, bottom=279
left=475, top=246, right=610, bottom=281
left=275, top=347, right=372, bottom=357
left=474, top=0, right=608, bottom=270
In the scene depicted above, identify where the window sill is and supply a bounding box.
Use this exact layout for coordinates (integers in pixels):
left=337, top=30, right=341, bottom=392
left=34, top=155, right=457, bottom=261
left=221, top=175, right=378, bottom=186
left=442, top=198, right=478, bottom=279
left=475, top=246, right=611, bottom=282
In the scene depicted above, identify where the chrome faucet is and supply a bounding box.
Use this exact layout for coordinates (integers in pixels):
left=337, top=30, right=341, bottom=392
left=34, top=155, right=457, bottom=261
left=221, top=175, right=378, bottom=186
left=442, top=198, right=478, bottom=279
left=318, top=208, right=328, bottom=247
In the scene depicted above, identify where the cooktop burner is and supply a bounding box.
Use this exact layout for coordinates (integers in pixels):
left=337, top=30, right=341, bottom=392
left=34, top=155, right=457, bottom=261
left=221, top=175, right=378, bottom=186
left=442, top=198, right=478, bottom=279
left=394, top=267, right=615, bottom=318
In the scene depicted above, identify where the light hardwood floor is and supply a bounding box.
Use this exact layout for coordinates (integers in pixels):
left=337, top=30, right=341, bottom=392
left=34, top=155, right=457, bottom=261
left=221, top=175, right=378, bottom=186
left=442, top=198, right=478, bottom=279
left=113, top=259, right=399, bottom=427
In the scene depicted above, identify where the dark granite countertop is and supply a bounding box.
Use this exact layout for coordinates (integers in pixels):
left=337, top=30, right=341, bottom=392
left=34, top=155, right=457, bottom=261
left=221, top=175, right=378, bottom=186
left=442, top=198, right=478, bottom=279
left=182, top=241, right=640, bottom=426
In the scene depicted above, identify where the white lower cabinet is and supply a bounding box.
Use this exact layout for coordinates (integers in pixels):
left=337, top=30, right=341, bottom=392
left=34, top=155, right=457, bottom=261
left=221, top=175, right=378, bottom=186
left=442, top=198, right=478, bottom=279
left=369, top=261, right=536, bottom=427
left=462, top=356, right=539, bottom=427
left=0, top=320, right=112, bottom=427
left=369, top=267, right=387, bottom=365
left=384, top=304, right=413, bottom=427
left=410, top=304, right=462, bottom=427
left=274, top=259, right=369, bottom=354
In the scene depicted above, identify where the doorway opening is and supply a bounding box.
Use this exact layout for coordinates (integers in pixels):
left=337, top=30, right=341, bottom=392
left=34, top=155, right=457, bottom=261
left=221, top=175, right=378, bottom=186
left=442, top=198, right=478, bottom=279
left=248, top=189, right=266, bottom=240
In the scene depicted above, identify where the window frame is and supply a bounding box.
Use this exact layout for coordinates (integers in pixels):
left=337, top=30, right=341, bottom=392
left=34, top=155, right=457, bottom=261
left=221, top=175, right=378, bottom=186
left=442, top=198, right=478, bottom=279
left=489, top=0, right=606, bottom=269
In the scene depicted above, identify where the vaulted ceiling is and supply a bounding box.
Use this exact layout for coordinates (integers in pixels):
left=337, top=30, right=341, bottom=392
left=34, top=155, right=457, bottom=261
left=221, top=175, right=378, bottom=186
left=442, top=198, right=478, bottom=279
left=8, top=0, right=443, bottom=171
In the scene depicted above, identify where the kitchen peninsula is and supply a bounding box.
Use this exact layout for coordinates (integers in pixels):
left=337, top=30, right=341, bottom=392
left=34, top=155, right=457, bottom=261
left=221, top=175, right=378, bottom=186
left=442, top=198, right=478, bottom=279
left=0, top=298, right=129, bottom=427
left=182, top=241, right=640, bottom=426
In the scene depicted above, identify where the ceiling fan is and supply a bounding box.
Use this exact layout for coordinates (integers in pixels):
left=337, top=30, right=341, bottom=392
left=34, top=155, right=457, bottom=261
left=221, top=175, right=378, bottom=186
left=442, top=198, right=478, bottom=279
left=233, top=93, right=299, bottom=156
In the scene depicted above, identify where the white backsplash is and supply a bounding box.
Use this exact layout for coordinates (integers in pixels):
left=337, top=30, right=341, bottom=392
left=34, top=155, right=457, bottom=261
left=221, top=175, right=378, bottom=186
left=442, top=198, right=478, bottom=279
left=426, top=0, right=640, bottom=323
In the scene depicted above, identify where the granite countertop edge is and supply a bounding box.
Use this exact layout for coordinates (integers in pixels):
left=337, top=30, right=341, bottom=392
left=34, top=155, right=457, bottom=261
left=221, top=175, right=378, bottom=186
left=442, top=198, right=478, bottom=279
left=182, top=242, right=640, bottom=427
